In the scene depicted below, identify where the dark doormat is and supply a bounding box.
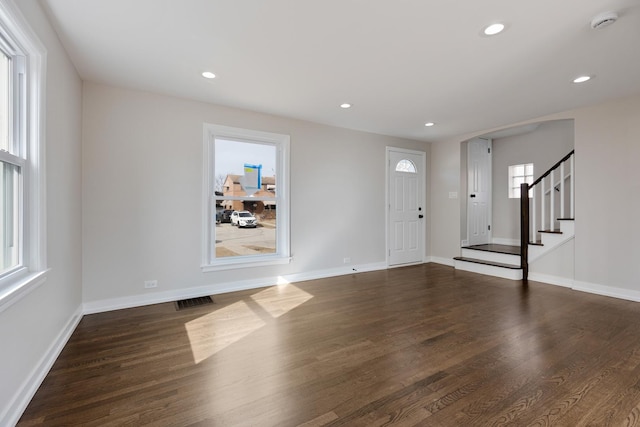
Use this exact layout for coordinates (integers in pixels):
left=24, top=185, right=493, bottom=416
left=175, top=296, right=214, bottom=311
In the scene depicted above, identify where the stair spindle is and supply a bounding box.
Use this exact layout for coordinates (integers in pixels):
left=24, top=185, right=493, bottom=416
left=560, top=162, right=565, bottom=219
left=531, top=186, right=536, bottom=243
left=520, top=182, right=529, bottom=281
left=550, top=169, right=555, bottom=231
left=541, top=177, right=545, bottom=231
left=570, top=155, right=575, bottom=218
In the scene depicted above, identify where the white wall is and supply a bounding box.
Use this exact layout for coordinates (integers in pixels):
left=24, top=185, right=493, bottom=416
left=429, top=140, right=460, bottom=265
left=82, top=83, right=430, bottom=308
left=573, top=95, right=640, bottom=296
left=430, top=94, right=640, bottom=300
left=0, top=1, right=83, bottom=425
left=492, top=120, right=574, bottom=241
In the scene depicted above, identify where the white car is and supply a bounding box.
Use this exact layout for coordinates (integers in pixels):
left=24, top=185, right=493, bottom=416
left=230, top=210, right=258, bottom=228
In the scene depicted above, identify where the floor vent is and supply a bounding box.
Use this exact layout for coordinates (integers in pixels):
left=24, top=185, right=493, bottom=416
left=175, top=296, right=214, bottom=311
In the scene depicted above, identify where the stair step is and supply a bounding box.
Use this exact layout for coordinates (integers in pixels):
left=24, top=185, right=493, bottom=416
left=453, top=257, right=521, bottom=269
left=453, top=257, right=523, bottom=280
left=539, top=229, right=562, bottom=234
left=461, top=245, right=521, bottom=265
left=557, top=218, right=575, bottom=221
left=529, top=241, right=544, bottom=246
left=464, top=244, right=520, bottom=255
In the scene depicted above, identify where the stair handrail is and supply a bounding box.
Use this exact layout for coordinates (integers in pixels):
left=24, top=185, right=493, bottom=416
left=529, top=150, right=574, bottom=188
left=520, top=150, right=575, bottom=281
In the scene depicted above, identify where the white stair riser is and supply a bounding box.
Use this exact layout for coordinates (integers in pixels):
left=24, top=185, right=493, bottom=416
left=454, top=260, right=523, bottom=280
left=540, top=232, right=565, bottom=247
left=461, top=248, right=520, bottom=265
left=528, top=245, right=546, bottom=260
left=559, top=220, right=574, bottom=235
left=529, top=220, right=575, bottom=263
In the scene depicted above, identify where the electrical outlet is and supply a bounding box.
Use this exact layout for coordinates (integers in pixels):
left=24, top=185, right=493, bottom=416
left=144, top=280, right=158, bottom=289
left=343, top=257, right=351, bottom=264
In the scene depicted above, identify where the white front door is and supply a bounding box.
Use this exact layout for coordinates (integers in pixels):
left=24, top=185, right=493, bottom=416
left=387, top=148, right=425, bottom=266
left=467, top=138, right=492, bottom=246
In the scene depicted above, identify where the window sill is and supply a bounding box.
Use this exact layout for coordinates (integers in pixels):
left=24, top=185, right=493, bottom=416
left=201, top=256, right=291, bottom=272
left=0, top=269, right=48, bottom=314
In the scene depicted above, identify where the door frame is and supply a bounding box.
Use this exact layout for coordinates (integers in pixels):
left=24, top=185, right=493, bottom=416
left=466, top=137, right=492, bottom=246
left=385, top=146, right=427, bottom=267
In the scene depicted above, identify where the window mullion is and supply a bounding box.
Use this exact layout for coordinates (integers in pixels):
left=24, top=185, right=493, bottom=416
left=215, top=196, right=277, bottom=202
left=0, top=150, right=24, bottom=166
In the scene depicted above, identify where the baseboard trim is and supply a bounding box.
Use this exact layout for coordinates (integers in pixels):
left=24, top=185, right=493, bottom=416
left=429, top=257, right=455, bottom=267
left=83, top=262, right=388, bottom=315
left=528, top=273, right=573, bottom=288
left=444, top=258, right=640, bottom=304
left=572, top=280, right=640, bottom=303
left=1, top=304, right=83, bottom=427
left=527, top=274, right=640, bottom=303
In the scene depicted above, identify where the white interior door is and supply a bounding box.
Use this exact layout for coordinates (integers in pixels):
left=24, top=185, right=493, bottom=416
left=388, top=148, right=425, bottom=266
left=467, top=138, right=492, bottom=246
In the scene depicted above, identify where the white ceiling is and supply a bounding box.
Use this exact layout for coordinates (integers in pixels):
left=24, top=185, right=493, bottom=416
left=40, top=0, right=640, bottom=142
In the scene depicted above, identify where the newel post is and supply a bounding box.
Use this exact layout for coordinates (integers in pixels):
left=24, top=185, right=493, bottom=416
left=520, top=183, right=529, bottom=282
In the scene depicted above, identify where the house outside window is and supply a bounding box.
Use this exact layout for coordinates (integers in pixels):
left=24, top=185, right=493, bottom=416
left=202, top=123, right=290, bottom=271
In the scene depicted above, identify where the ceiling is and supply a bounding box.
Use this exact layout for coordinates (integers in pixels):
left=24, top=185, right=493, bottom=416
left=40, top=0, right=640, bottom=142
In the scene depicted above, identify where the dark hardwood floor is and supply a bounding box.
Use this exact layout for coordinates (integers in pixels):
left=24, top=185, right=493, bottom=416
left=18, top=264, right=640, bottom=426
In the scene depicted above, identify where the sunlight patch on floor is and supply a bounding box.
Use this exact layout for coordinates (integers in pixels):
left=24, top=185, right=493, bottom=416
left=250, top=284, right=313, bottom=318
left=276, top=276, right=290, bottom=285
left=185, top=284, right=314, bottom=363
left=185, top=300, right=266, bottom=363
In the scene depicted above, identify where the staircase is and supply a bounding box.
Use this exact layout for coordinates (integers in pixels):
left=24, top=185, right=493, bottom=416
left=454, top=219, right=574, bottom=279
left=454, top=150, right=575, bottom=281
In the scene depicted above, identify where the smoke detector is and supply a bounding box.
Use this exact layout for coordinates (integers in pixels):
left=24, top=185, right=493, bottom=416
left=591, top=11, right=618, bottom=29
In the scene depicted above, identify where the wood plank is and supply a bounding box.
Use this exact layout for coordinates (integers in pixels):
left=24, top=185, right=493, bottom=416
left=17, top=264, right=640, bottom=426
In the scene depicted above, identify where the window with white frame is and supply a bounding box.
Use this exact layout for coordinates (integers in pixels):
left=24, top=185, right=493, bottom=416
left=395, top=159, right=417, bottom=173
left=0, top=1, right=46, bottom=311
left=508, top=163, right=533, bottom=198
left=202, top=123, right=290, bottom=271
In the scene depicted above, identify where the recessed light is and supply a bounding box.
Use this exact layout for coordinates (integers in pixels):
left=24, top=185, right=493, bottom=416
left=202, top=71, right=216, bottom=79
left=591, top=11, right=618, bottom=30
left=340, top=103, right=352, bottom=109
left=483, top=23, right=505, bottom=36
left=573, top=75, right=592, bottom=83
left=425, top=122, right=435, bottom=127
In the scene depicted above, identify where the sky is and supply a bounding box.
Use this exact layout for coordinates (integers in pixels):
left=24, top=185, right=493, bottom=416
left=214, top=138, right=276, bottom=178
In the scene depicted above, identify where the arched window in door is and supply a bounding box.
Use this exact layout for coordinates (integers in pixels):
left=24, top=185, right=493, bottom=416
left=395, top=159, right=417, bottom=173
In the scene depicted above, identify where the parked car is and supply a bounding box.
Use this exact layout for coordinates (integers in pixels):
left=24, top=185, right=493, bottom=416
left=216, top=209, right=233, bottom=224
left=230, top=210, right=258, bottom=228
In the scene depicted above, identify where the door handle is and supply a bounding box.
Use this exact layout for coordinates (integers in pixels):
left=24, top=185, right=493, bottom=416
left=470, top=194, right=476, bottom=198
left=419, top=215, right=424, bottom=219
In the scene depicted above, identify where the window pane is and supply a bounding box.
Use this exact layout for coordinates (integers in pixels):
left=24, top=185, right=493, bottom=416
left=395, top=159, right=416, bottom=173
left=1, top=161, right=20, bottom=273
left=214, top=199, right=276, bottom=258
left=214, top=137, right=278, bottom=260
left=215, top=139, right=276, bottom=197
left=0, top=51, right=9, bottom=152
left=509, top=163, right=534, bottom=198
